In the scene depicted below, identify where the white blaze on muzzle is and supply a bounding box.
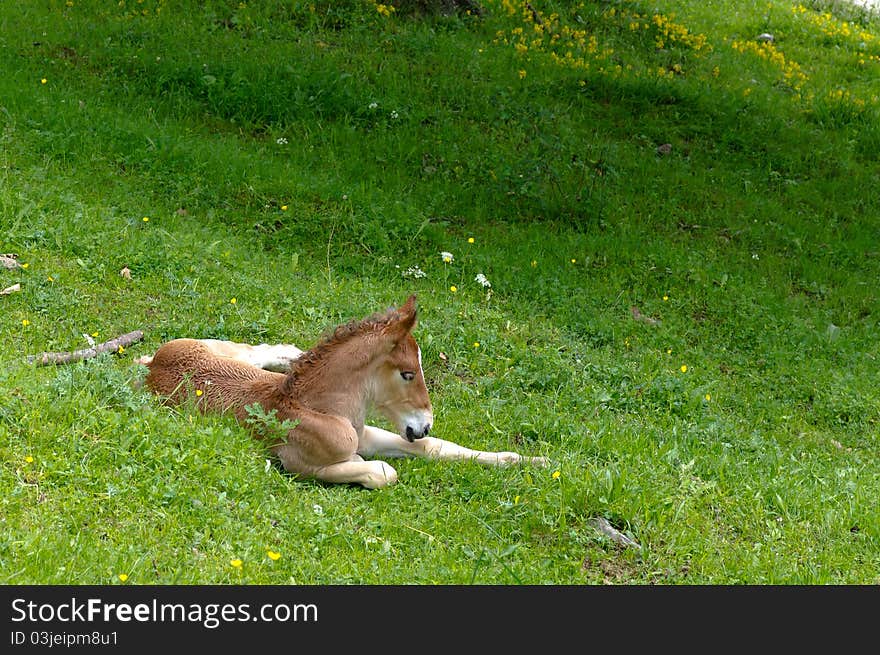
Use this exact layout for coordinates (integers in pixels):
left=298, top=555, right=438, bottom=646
left=400, top=346, right=432, bottom=441
left=371, top=344, right=433, bottom=442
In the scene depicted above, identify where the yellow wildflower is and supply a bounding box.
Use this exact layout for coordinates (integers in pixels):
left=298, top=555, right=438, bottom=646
left=118, top=573, right=128, bottom=582
left=25, top=456, right=34, bottom=464
left=267, top=550, right=281, bottom=561
left=450, top=286, right=457, bottom=293
left=230, top=559, right=243, bottom=569
left=375, top=3, right=395, bottom=17
left=230, top=297, right=237, bottom=304
left=680, top=365, right=688, bottom=373
left=552, top=470, right=561, bottom=480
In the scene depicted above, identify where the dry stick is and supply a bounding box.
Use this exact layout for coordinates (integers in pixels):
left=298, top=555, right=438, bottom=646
left=27, top=330, right=144, bottom=366
left=1, top=254, right=20, bottom=269
left=631, top=306, right=661, bottom=326
left=589, top=517, right=641, bottom=549
left=525, top=1, right=544, bottom=25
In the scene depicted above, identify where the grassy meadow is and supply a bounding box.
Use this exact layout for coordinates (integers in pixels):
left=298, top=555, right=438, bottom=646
left=1, top=0, right=878, bottom=584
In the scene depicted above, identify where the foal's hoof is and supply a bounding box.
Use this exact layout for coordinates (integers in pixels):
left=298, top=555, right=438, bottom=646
left=493, top=452, right=523, bottom=466
left=362, top=461, right=398, bottom=489
left=494, top=452, right=550, bottom=467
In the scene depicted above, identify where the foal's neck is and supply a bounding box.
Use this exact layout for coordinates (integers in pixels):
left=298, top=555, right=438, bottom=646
left=285, top=336, right=381, bottom=431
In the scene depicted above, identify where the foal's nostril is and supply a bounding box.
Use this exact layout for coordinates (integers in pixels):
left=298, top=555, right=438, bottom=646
left=405, top=424, right=430, bottom=441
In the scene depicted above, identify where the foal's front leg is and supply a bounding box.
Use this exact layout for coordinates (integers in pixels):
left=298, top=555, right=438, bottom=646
left=358, top=425, right=549, bottom=467
left=272, top=413, right=399, bottom=490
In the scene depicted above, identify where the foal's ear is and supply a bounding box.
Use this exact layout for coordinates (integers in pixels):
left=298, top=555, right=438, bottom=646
left=383, top=295, right=418, bottom=341
left=399, top=294, right=417, bottom=320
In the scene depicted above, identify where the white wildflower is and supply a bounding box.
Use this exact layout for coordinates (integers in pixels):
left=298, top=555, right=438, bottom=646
left=312, top=504, right=324, bottom=516
left=440, top=251, right=454, bottom=263
left=475, top=273, right=491, bottom=288
left=276, top=137, right=288, bottom=145
left=368, top=102, right=378, bottom=110
left=402, top=265, right=426, bottom=279
left=390, top=110, right=399, bottom=120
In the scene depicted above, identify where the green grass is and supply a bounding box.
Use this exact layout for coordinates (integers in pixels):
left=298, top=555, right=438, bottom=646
left=1, top=0, right=878, bottom=584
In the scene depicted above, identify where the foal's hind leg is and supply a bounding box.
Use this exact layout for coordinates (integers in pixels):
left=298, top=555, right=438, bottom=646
left=358, top=425, right=549, bottom=467
left=194, top=339, right=304, bottom=372
left=136, top=340, right=303, bottom=372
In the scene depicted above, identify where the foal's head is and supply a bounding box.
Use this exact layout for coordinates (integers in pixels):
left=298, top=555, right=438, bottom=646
left=372, top=295, right=433, bottom=442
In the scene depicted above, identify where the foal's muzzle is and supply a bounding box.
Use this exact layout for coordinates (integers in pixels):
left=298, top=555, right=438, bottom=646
left=405, top=424, right=431, bottom=442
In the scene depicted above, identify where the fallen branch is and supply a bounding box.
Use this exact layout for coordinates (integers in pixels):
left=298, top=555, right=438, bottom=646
left=27, top=330, right=144, bottom=366
left=1, top=283, right=20, bottom=295
left=588, top=517, right=641, bottom=549
left=525, top=2, right=544, bottom=26
left=630, top=306, right=661, bottom=326
left=1, top=254, right=20, bottom=269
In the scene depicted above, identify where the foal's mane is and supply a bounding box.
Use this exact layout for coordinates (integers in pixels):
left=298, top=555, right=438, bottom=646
left=282, top=305, right=408, bottom=390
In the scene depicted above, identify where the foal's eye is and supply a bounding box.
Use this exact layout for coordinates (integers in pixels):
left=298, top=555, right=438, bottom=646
left=400, top=371, right=415, bottom=381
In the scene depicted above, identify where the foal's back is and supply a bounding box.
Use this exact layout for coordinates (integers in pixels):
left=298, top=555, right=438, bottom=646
left=144, top=338, right=286, bottom=420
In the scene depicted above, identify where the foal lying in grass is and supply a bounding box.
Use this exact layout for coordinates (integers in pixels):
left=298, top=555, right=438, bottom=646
left=141, top=296, right=547, bottom=488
